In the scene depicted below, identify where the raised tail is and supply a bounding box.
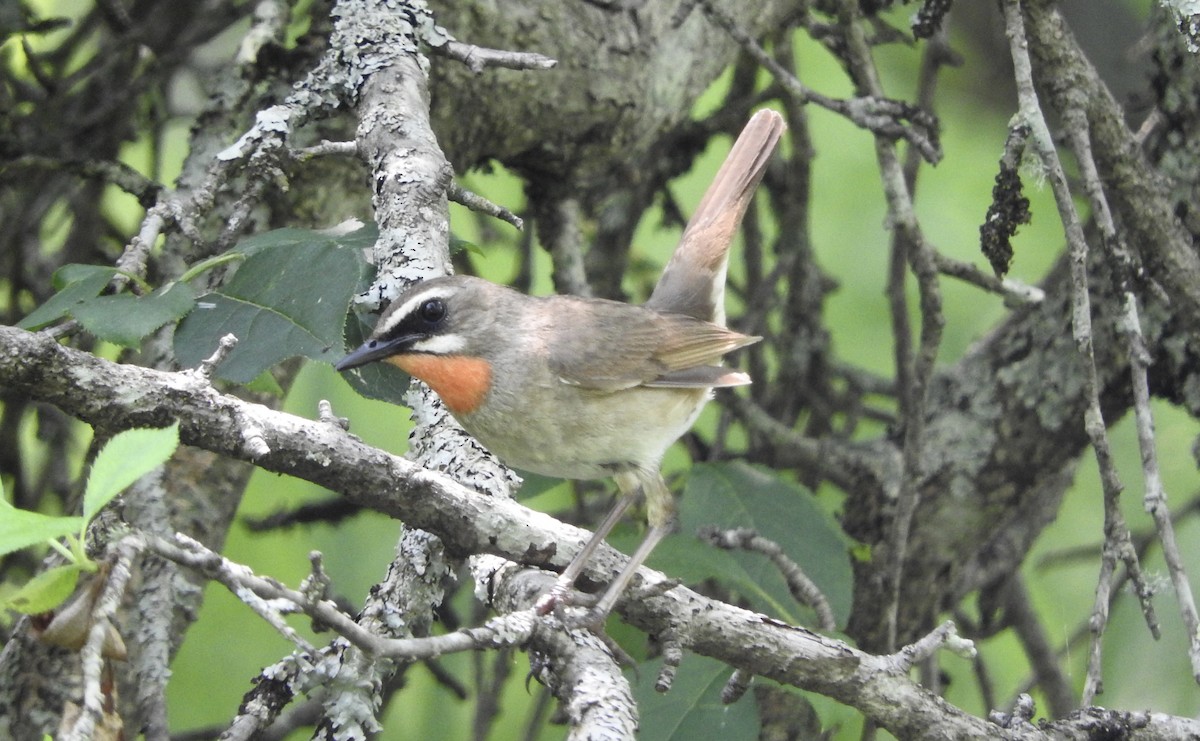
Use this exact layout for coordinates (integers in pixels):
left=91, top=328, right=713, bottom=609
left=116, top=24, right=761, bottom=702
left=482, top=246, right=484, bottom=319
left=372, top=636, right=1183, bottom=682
left=645, top=109, right=786, bottom=324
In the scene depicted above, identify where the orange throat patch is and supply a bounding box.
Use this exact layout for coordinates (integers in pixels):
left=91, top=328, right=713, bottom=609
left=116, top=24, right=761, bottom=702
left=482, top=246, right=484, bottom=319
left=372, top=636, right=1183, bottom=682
left=387, top=354, right=492, bottom=415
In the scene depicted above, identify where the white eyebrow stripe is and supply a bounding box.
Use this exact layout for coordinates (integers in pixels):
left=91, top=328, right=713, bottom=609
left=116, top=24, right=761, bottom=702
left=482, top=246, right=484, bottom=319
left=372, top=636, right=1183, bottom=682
left=409, top=334, right=467, bottom=355
left=374, top=285, right=457, bottom=338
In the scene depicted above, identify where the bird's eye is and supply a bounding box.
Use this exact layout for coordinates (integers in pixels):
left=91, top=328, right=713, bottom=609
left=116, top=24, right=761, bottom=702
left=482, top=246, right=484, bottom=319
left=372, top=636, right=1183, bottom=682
left=419, top=298, right=447, bottom=323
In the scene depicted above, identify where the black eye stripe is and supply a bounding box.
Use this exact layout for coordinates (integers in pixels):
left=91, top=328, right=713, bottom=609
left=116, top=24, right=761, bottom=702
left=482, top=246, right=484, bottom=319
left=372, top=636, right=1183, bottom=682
left=373, top=289, right=453, bottom=340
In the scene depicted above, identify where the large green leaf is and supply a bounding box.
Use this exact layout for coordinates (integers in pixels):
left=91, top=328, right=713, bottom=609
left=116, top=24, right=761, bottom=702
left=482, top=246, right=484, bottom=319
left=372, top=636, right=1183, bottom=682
left=83, top=423, right=180, bottom=522
left=233, top=222, right=378, bottom=258
left=0, top=498, right=84, bottom=558
left=635, top=653, right=758, bottom=741
left=71, top=281, right=195, bottom=347
left=16, top=264, right=117, bottom=330
left=17, top=263, right=194, bottom=347
left=633, top=461, right=853, bottom=628
left=174, top=229, right=369, bottom=383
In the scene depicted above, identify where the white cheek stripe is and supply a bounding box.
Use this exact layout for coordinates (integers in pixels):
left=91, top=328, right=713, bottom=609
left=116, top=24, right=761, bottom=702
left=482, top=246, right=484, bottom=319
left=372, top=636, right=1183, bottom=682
left=374, top=286, right=458, bottom=338
left=409, top=334, right=467, bottom=355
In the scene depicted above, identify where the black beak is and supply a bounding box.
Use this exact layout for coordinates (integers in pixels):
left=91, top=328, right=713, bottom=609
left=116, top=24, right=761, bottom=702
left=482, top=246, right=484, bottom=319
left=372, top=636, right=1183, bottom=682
left=335, top=335, right=420, bottom=371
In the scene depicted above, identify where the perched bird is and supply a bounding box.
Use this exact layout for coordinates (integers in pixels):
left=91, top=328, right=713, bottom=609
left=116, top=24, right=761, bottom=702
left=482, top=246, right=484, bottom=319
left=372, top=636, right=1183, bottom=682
left=337, top=110, right=785, bottom=621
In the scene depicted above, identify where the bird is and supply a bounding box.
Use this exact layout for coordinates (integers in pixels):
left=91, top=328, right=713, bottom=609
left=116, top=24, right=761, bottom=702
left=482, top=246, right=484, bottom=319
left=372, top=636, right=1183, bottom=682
left=336, top=109, right=786, bottom=622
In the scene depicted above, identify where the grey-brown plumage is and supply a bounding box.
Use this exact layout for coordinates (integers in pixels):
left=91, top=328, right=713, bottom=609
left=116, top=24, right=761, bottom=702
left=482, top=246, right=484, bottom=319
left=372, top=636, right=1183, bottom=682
left=337, top=109, right=787, bottom=621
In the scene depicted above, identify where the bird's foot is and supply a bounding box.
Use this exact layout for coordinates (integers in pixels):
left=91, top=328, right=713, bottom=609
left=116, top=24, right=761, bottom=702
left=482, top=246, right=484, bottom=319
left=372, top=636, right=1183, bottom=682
left=534, top=583, right=577, bottom=616
left=533, top=586, right=613, bottom=632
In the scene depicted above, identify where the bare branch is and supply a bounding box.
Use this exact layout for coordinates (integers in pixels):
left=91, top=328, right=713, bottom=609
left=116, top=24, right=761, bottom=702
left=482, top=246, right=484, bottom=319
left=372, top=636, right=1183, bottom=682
left=535, top=197, right=592, bottom=297
left=478, top=556, right=637, bottom=739
left=448, top=182, right=524, bottom=231
left=934, top=252, right=1045, bottom=305
left=887, top=621, right=976, bottom=674
left=832, top=0, right=946, bottom=652
left=61, top=538, right=141, bottom=741
left=437, top=39, right=557, bottom=73
left=1063, top=110, right=1200, bottom=683
left=1000, top=0, right=1158, bottom=705
left=701, top=0, right=942, bottom=164
left=0, top=323, right=1013, bottom=738
left=699, top=526, right=836, bottom=631
left=291, top=140, right=359, bottom=159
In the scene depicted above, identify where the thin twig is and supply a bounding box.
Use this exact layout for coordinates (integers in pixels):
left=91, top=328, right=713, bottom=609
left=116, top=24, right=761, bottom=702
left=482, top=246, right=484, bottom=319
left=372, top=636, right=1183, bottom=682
left=1010, top=497, right=1200, bottom=708
left=933, top=252, right=1045, bottom=305
left=999, top=575, right=1076, bottom=718
left=834, top=0, right=946, bottom=651
left=291, top=140, right=359, bottom=159
left=699, top=526, right=836, bottom=631
left=886, top=621, right=976, bottom=674
left=721, top=668, right=753, bottom=704
left=989, top=693, right=1037, bottom=731
left=62, top=537, right=142, bottom=741
left=4, top=154, right=162, bottom=205
left=1000, top=0, right=1155, bottom=706
left=143, top=532, right=539, bottom=660
left=1065, top=110, right=1199, bottom=682
left=437, top=39, right=557, bottom=74
left=193, top=333, right=239, bottom=379
left=448, top=181, right=524, bottom=230
left=724, top=394, right=899, bottom=498
left=114, top=200, right=173, bottom=285
left=655, top=627, right=685, bottom=693
left=701, top=0, right=941, bottom=164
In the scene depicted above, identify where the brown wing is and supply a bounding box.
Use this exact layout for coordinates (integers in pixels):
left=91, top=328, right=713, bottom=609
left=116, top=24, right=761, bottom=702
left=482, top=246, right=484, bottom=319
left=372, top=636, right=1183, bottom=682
left=545, top=298, right=759, bottom=391
left=651, top=313, right=759, bottom=370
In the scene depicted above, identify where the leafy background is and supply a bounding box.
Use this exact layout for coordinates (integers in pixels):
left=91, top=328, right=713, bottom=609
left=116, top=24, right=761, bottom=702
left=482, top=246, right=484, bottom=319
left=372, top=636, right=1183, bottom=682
left=8, top=0, right=1198, bottom=738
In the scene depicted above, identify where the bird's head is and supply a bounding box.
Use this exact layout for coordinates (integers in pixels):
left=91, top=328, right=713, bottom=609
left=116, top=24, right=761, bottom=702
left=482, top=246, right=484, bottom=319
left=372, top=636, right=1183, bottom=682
left=336, top=275, right=498, bottom=414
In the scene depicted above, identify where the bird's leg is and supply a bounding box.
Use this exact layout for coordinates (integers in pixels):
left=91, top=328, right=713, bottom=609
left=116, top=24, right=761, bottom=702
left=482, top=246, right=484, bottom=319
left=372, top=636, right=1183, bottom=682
left=582, top=469, right=676, bottom=622
left=534, top=492, right=635, bottom=615
left=536, top=469, right=678, bottom=623
left=586, top=521, right=672, bottom=620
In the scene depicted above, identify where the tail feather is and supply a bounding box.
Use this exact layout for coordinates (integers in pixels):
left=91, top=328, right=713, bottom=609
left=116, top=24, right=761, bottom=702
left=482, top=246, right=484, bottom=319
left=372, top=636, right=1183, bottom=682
left=646, top=110, right=786, bottom=324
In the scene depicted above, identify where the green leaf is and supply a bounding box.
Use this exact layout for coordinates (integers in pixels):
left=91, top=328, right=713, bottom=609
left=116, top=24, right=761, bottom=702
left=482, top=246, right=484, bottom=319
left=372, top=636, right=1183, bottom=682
left=83, top=423, right=180, bottom=522
left=449, top=235, right=484, bottom=257
left=72, top=281, right=195, bottom=347
left=244, top=370, right=286, bottom=397
left=174, top=231, right=369, bottom=383
left=0, top=498, right=85, bottom=558
left=636, top=653, right=758, bottom=741
left=16, top=264, right=117, bottom=330
left=4, top=563, right=83, bottom=614
left=636, top=461, right=854, bottom=628
left=232, top=222, right=378, bottom=258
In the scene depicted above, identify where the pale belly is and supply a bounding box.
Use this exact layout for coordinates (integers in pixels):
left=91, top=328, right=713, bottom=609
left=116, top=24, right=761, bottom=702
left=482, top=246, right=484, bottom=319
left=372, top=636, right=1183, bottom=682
left=456, top=384, right=710, bottom=480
